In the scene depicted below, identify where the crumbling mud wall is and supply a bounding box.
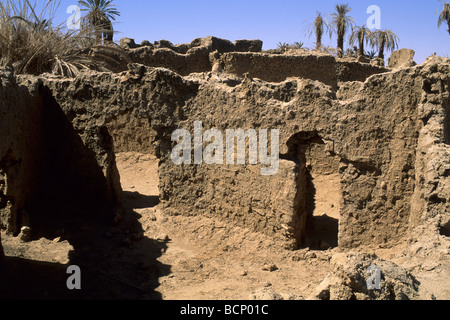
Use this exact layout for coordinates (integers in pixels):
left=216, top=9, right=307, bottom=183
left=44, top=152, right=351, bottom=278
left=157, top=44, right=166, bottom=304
left=335, top=69, right=424, bottom=248
left=41, top=64, right=199, bottom=156
left=335, top=60, right=389, bottom=83
left=159, top=68, right=426, bottom=249
left=4, top=50, right=449, bottom=251
left=39, top=56, right=450, bottom=250
left=218, top=52, right=338, bottom=88
left=388, top=49, right=417, bottom=69
left=122, top=36, right=263, bottom=76
left=217, top=53, right=388, bottom=89
left=121, top=36, right=387, bottom=88
left=0, top=69, right=45, bottom=235
left=410, top=57, right=450, bottom=239
left=0, top=69, right=121, bottom=238
left=164, top=58, right=447, bottom=249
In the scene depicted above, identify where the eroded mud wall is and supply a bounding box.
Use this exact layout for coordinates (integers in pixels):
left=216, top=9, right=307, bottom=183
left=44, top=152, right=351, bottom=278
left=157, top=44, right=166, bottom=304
left=159, top=69, right=425, bottom=249
left=0, top=69, right=44, bottom=235
left=0, top=69, right=121, bottom=238
left=219, top=52, right=338, bottom=88
left=410, top=58, right=450, bottom=236
left=335, top=60, right=389, bottom=83
left=218, top=53, right=387, bottom=88
left=122, top=36, right=387, bottom=88
left=40, top=57, right=450, bottom=249
left=124, top=36, right=264, bottom=77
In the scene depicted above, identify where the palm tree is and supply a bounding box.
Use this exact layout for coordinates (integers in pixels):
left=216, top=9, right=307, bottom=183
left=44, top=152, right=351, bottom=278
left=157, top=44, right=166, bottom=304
left=330, top=4, right=354, bottom=57
left=365, top=50, right=377, bottom=59
left=371, top=29, right=399, bottom=60
left=348, top=25, right=373, bottom=57
left=78, top=0, right=120, bottom=43
left=438, top=0, right=450, bottom=34
left=8, top=0, right=52, bottom=32
left=9, top=16, right=50, bottom=32
left=308, top=11, right=328, bottom=51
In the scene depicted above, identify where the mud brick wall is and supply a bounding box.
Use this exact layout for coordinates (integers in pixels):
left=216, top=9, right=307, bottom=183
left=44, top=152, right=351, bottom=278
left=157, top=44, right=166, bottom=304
left=5, top=56, right=448, bottom=250
left=336, top=61, right=389, bottom=83
left=219, top=52, right=338, bottom=89
left=125, top=36, right=264, bottom=77
left=0, top=69, right=121, bottom=238
left=218, top=53, right=389, bottom=90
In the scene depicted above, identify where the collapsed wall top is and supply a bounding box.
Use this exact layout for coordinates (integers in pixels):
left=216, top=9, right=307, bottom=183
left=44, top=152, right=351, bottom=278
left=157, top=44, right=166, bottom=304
left=119, top=36, right=389, bottom=87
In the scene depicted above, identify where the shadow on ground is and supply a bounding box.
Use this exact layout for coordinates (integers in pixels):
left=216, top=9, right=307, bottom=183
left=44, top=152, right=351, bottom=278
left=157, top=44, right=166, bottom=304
left=303, top=214, right=339, bottom=250
left=0, top=191, right=169, bottom=300
left=123, top=191, right=160, bottom=209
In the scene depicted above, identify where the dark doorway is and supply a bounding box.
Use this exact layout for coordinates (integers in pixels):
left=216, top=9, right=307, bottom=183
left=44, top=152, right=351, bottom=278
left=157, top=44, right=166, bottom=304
left=303, top=142, right=341, bottom=250
left=284, top=133, right=341, bottom=250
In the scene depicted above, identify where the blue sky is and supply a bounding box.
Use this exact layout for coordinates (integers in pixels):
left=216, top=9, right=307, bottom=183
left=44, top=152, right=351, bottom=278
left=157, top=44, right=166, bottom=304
left=52, top=0, right=450, bottom=63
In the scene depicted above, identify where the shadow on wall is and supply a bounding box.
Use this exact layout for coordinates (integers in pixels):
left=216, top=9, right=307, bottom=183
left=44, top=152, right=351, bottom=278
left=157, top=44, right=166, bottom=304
left=283, top=132, right=341, bottom=250
left=26, top=88, right=117, bottom=238
left=302, top=163, right=340, bottom=251
left=0, top=88, right=170, bottom=300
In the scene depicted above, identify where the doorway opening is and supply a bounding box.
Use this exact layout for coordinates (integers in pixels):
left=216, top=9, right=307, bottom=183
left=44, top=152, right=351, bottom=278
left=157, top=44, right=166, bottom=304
left=284, top=132, right=341, bottom=250
left=112, top=117, right=160, bottom=208
left=303, top=140, right=341, bottom=250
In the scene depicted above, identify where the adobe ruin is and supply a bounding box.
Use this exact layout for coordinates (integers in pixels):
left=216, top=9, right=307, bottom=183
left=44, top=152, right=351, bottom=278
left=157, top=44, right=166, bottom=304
left=0, top=37, right=449, bottom=261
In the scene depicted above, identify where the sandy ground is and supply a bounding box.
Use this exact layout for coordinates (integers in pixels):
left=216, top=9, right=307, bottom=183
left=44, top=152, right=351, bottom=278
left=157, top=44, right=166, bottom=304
left=1, top=151, right=449, bottom=300
left=115, top=152, right=332, bottom=300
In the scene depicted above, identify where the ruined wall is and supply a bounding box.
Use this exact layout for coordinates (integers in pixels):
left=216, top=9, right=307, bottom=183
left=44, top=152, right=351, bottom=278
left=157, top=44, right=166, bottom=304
left=20, top=54, right=450, bottom=250
left=0, top=69, right=45, bottom=235
left=218, top=53, right=389, bottom=89
left=219, top=52, right=338, bottom=88
left=126, top=46, right=212, bottom=76
left=102, top=112, right=156, bottom=154
left=335, top=61, right=389, bottom=83
left=168, top=59, right=447, bottom=249
left=0, top=69, right=121, bottom=238
left=122, top=36, right=387, bottom=88
left=124, top=36, right=264, bottom=76
left=410, top=57, right=450, bottom=236
left=161, top=68, right=426, bottom=249
left=388, top=49, right=416, bottom=69
left=335, top=68, right=424, bottom=247
left=38, top=59, right=442, bottom=249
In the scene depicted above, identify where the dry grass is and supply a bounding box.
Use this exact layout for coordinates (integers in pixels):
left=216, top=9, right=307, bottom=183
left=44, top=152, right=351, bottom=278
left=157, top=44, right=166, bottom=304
left=0, top=0, right=129, bottom=76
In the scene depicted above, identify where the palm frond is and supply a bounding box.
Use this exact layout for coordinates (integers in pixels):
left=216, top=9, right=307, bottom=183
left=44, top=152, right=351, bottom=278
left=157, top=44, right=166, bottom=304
left=0, top=0, right=126, bottom=77
left=438, top=1, right=450, bottom=34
